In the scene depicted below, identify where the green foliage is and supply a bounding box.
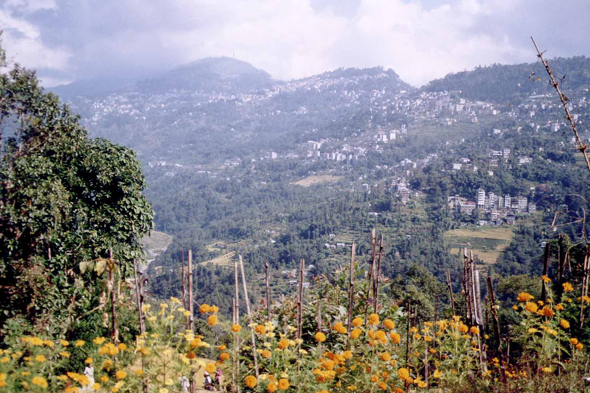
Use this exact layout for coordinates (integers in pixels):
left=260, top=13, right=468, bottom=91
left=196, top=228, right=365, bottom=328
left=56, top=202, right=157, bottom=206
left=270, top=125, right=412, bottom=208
left=0, top=40, right=154, bottom=335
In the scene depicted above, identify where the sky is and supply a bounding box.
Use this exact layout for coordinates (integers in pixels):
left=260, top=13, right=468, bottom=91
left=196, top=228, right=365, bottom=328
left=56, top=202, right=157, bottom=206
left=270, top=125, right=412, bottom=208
left=1, top=0, right=589, bottom=88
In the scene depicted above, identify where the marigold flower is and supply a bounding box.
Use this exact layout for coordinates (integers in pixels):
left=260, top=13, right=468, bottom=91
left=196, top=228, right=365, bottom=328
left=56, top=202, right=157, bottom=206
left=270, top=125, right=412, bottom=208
left=205, top=363, right=216, bottom=374
left=35, top=354, right=47, bottom=363
left=541, top=367, right=553, bottom=373
left=541, top=275, right=551, bottom=283
left=199, top=304, right=211, bottom=313
left=384, top=319, right=395, bottom=330
left=560, top=319, right=570, bottom=329
left=93, top=337, right=106, bottom=345
left=380, top=352, right=391, bottom=362
left=539, top=306, right=555, bottom=317
left=255, top=325, right=267, bottom=335
left=278, top=339, right=290, bottom=349
left=245, top=375, right=257, bottom=388
left=352, top=317, right=363, bottom=327
left=315, top=332, right=326, bottom=342
left=207, top=315, right=218, bottom=326
left=210, top=305, right=219, bottom=313
left=232, top=324, right=242, bottom=333
left=525, top=302, right=538, bottom=313
left=368, top=313, right=380, bottom=326
left=350, top=328, right=362, bottom=339
left=398, top=367, right=411, bottom=381
left=570, top=338, right=579, bottom=345
left=278, top=379, right=289, bottom=390
left=390, top=332, right=401, bottom=344
left=75, top=340, right=85, bottom=347
left=115, top=371, right=126, bottom=380
left=517, top=292, right=534, bottom=302
left=60, top=340, right=69, bottom=346
left=563, top=282, right=574, bottom=293
left=576, top=343, right=584, bottom=350
left=433, top=370, right=442, bottom=379
left=32, top=376, right=48, bottom=389
left=393, top=389, right=404, bottom=393
left=267, top=382, right=278, bottom=393
left=470, top=326, right=479, bottom=335
left=528, top=328, right=538, bottom=334
left=85, top=357, right=93, bottom=364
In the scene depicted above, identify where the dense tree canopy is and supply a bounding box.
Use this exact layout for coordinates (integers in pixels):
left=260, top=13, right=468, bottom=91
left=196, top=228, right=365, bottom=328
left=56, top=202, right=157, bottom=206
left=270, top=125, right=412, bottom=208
left=0, top=41, right=154, bottom=335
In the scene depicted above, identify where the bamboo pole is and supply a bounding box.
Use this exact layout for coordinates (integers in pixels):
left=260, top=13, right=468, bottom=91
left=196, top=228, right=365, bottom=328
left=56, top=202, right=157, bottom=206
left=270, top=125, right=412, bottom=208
left=446, top=270, right=455, bottom=314
left=265, top=261, right=271, bottom=322
left=541, top=243, right=550, bottom=303
left=487, top=276, right=505, bottom=383
left=234, top=259, right=240, bottom=393
left=188, top=250, right=194, bottom=331
left=347, top=243, right=356, bottom=336
left=109, top=248, right=119, bottom=345
left=373, top=235, right=384, bottom=314
left=579, top=249, right=590, bottom=332
left=239, top=255, right=259, bottom=379
left=297, top=259, right=305, bottom=341
left=365, top=229, right=377, bottom=326
left=133, top=259, right=145, bottom=335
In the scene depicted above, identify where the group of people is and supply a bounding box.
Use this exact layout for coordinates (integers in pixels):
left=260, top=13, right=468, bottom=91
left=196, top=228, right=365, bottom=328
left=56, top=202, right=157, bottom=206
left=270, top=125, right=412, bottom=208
left=180, top=369, right=224, bottom=392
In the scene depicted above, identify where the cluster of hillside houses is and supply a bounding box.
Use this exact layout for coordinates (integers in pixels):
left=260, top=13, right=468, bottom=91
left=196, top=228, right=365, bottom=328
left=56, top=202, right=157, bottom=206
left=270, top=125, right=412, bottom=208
left=448, top=188, right=536, bottom=225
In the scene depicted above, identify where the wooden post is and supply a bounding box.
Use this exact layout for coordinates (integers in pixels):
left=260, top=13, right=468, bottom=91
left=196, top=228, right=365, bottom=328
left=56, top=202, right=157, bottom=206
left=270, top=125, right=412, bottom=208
left=265, top=261, right=271, bottom=321
left=365, top=229, right=377, bottom=326
left=373, top=235, right=384, bottom=314
left=347, top=243, right=356, bottom=336
left=109, top=248, right=119, bottom=345
left=446, top=270, right=455, bottom=314
left=487, top=276, right=505, bottom=383
left=405, top=299, right=411, bottom=367
left=234, top=258, right=240, bottom=393
left=133, top=260, right=145, bottom=335
left=239, top=255, right=259, bottom=379
left=181, top=250, right=187, bottom=310
left=579, top=248, right=590, bottom=331
left=541, top=243, right=550, bottom=303
left=297, top=259, right=305, bottom=341
left=188, top=250, right=194, bottom=331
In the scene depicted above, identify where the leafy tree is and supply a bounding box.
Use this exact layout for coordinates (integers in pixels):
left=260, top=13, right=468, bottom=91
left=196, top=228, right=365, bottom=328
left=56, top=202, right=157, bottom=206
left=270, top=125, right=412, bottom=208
left=0, top=39, right=154, bottom=336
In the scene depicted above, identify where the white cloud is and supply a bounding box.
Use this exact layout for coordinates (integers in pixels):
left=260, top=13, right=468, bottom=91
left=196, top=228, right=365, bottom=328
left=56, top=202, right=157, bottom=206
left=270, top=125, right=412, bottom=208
left=0, top=1, right=71, bottom=74
left=1, top=0, right=588, bottom=87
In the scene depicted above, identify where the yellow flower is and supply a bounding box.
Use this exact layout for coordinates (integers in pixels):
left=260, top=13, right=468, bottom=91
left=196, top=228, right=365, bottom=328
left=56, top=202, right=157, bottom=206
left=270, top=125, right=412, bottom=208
left=541, top=367, right=553, bottom=373
left=206, top=363, right=216, bottom=374
left=525, top=302, right=538, bottom=313
left=60, top=340, right=69, bottom=346
left=92, top=383, right=101, bottom=390
left=32, top=376, right=48, bottom=389
left=35, top=354, right=47, bottom=363
left=517, top=292, right=534, bottom=302
left=93, top=337, right=106, bottom=345
left=315, top=332, right=326, bottom=343
left=571, top=338, right=579, bottom=345
left=528, top=328, right=538, bottom=334
left=563, top=282, right=574, bottom=292
left=85, top=357, right=93, bottom=364
left=255, top=325, right=267, bottom=334
left=278, top=339, right=290, bottom=349
left=135, top=369, right=144, bottom=376
left=539, top=306, right=555, bottom=317
left=210, top=306, right=219, bottom=313
left=432, top=370, right=442, bottom=379
left=207, top=315, right=218, bottom=326
left=368, top=313, right=380, bottom=326
left=159, top=389, right=169, bottom=393
left=118, top=343, right=127, bottom=351
left=267, top=382, right=278, bottom=393
left=350, top=328, right=362, bottom=339
left=398, top=368, right=411, bottom=381
left=100, top=376, right=110, bottom=382
left=383, top=319, right=395, bottom=330
left=560, top=319, right=570, bottom=329
left=352, top=317, right=363, bottom=327
left=469, top=326, right=479, bottom=335
left=115, top=370, right=126, bottom=380
left=60, top=352, right=70, bottom=358
left=220, top=352, right=231, bottom=361
left=576, top=343, right=584, bottom=350
left=542, top=275, right=551, bottom=283
left=380, top=352, right=391, bottom=362
left=278, top=379, right=289, bottom=390
left=390, top=332, right=401, bottom=344
left=183, top=310, right=191, bottom=317
left=245, top=375, right=257, bottom=388
left=199, top=304, right=211, bottom=313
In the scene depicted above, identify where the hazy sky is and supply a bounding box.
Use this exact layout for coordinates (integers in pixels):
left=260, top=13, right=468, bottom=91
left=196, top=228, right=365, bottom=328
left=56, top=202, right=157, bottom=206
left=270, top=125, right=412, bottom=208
left=1, top=0, right=589, bottom=87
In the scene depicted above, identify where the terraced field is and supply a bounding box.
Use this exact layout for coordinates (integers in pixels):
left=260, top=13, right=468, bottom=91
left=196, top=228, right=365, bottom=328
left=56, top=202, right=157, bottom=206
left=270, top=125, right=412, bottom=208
left=445, top=227, right=515, bottom=264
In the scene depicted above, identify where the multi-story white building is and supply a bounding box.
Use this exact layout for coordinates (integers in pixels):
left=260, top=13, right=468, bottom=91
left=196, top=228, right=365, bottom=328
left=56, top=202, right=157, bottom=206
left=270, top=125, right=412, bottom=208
left=504, top=195, right=511, bottom=209
left=477, top=188, right=486, bottom=209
